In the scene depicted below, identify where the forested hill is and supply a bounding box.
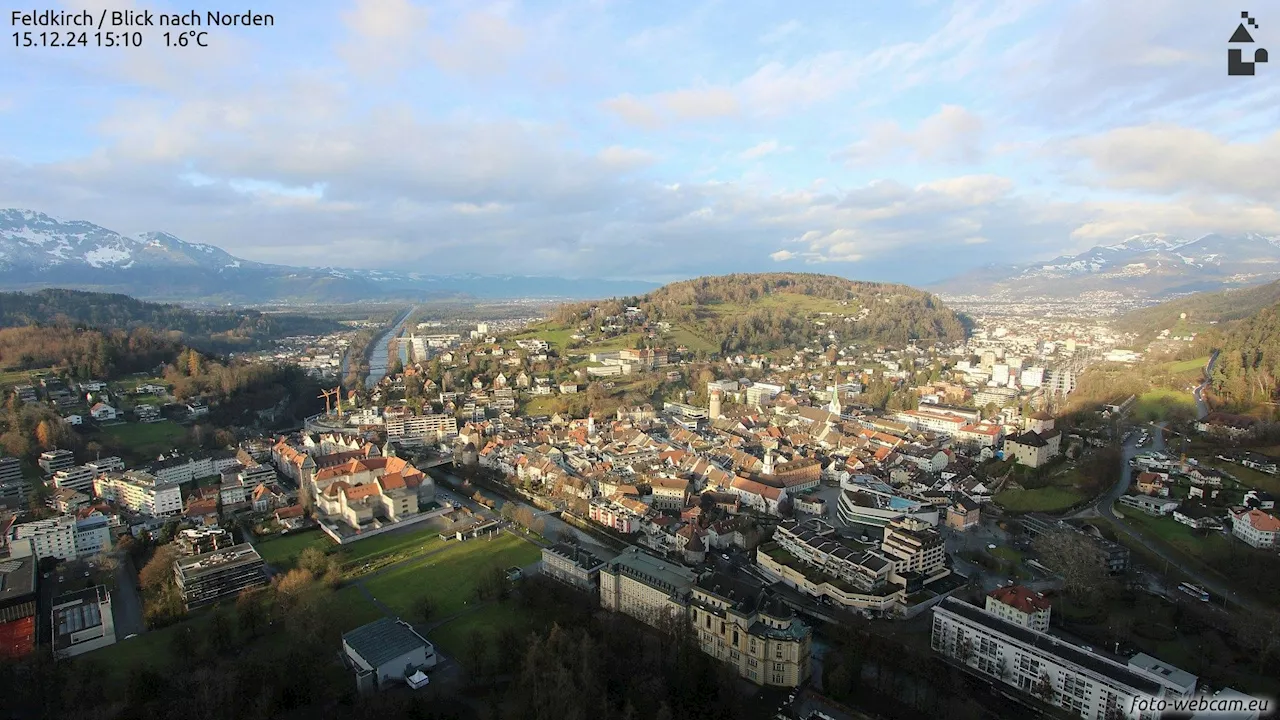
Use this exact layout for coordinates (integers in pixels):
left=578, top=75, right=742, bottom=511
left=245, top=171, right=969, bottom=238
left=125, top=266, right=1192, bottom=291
left=554, top=273, right=968, bottom=354
left=1211, top=300, right=1280, bottom=414
left=0, top=288, right=342, bottom=352
left=1114, top=279, right=1280, bottom=341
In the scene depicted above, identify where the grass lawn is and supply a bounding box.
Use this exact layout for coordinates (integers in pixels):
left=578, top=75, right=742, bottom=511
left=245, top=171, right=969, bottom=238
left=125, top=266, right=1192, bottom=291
left=427, top=599, right=538, bottom=665
left=988, top=546, right=1024, bottom=565
left=1201, top=457, right=1280, bottom=496
left=0, top=367, right=53, bottom=388
left=993, top=486, right=1084, bottom=513
left=664, top=324, right=718, bottom=355
left=587, top=333, right=645, bottom=352
left=510, top=322, right=575, bottom=350
left=1115, top=510, right=1230, bottom=561
left=1134, top=388, right=1197, bottom=422
left=254, top=529, right=332, bottom=570
left=338, top=524, right=449, bottom=570
left=1164, top=356, right=1210, bottom=375
left=98, top=420, right=189, bottom=460
left=362, top=533, right=540, bottom=618
left=520, top=395, right=567, bottom=416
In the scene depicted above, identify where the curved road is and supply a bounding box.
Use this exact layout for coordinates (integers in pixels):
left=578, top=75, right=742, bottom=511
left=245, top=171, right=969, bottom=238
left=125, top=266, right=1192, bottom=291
left=1193, top=351, right=1218, bottom=420
left=1094, top=422, right=1263, bottom=613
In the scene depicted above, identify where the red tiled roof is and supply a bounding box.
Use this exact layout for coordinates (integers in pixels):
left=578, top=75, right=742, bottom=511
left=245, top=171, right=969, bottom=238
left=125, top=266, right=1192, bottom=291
left=988, top=585, right=1051, bottom=614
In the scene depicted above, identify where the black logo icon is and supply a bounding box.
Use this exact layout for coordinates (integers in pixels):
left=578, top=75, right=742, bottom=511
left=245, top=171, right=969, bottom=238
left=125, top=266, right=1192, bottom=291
left=1229, top=11, right=1268, bottom=75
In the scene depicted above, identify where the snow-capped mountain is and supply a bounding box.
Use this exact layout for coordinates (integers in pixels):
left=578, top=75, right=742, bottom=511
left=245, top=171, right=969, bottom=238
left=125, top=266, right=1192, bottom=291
left=0, top=210, right=658, bottom=302
left=933, top=233, right=1280, bottom=300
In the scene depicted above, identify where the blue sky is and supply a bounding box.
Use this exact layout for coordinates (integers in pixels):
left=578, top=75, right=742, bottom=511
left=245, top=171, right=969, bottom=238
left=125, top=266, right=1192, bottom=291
left=2, top=0, right=1278, bottom=283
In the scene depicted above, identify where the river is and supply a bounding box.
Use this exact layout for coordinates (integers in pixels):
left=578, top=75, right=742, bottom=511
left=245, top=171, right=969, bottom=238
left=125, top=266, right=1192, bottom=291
left=365, top=307, right=416, bottom=385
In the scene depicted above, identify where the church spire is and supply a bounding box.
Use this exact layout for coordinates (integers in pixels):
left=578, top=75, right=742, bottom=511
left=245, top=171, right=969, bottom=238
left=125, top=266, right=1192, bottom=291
left=828, top=386, right=842, bottom=416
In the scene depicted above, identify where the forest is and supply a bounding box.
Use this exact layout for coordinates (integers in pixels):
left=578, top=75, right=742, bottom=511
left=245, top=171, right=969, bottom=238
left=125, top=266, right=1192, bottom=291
left=1210, top=300, right=1280, bottom=414
left=553, top=273, right=968, bottom=355
left=0, top=325, right=180, bottom=377
left=0, top=288, right=343, bottom=352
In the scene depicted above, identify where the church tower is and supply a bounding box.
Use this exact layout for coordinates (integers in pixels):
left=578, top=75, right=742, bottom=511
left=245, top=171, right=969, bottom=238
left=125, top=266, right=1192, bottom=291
left=828, top=386, right=842, bottom=416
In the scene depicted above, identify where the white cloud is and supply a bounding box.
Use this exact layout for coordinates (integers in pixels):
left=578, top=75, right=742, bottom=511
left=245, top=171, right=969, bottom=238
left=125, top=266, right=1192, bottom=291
left=839, top=105, right=985, bottom=166
left=426, top=9, right=527, bottom=78
left=339, top=0, right=432, bottom=76
left=759, top=20, right=801, bottom=44
left=770, top=249, right=796, bottom=261
left=1069, top=125, right=1280, bottom=203
left=739, top=140, right=786, bottom=161
left=597, top=145, right=656, bottom=170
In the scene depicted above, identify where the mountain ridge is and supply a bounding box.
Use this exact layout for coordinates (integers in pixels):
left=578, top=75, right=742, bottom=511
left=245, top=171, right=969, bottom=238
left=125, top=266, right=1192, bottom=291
left=0, top=209, right=660, bottom=303
left=933, top=232, right=1280, bottom=300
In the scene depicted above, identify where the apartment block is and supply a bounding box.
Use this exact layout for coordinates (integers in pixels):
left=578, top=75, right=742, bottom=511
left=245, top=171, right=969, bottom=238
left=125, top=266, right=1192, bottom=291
left=174, top=543, right=268, bottom=611
left=38, top=449, right=75, bottom=475
left=7, top=515, right=77, bottom=561
left=94, top=471, right=184, bottom=517
left=931, top=598, right=1193, bottom=719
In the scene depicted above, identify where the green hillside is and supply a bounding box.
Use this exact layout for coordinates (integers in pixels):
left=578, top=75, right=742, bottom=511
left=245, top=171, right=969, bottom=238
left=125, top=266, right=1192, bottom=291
left=1115, top=279, right=1280, bottom=342
left=533, top=273, right=967, bottom=356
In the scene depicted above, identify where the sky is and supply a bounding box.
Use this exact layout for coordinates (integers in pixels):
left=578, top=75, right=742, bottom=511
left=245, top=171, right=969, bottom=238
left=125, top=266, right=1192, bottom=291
left=2, top=0, right=1278, bottom=284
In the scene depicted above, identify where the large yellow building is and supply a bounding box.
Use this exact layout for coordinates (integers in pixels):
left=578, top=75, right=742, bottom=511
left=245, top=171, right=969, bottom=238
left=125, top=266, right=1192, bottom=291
left=689, top=573, right=811, bottom=687
left=599, top=546, right=812, bottom=688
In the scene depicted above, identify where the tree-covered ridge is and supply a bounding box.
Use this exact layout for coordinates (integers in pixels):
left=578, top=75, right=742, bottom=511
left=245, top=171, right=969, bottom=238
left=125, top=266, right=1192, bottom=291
left=1212, top=302, right=1280, bottom=414
left=0, top=325, right=180, bottom=378
left=556, top=272, right=967, bottom=354
left=0, top=288, right=342, bottom=352
left=1114, top=279, right=1280, bottom=341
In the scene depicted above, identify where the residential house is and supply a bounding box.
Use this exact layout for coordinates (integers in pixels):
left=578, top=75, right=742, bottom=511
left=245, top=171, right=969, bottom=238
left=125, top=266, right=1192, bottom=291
left=89, top=403, right=118, bottom=422
left=985, top=585, right=1052, bottom=632
left=1230, top=508, right=1280, bottom=549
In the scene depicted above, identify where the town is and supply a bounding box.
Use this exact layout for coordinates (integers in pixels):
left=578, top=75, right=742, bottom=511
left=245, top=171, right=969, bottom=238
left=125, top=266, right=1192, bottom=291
left=2, top=276, right=1277, bottom=720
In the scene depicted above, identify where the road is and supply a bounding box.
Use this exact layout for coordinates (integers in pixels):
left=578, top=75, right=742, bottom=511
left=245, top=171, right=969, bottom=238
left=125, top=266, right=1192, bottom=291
left=111, top=551, right=146, bottom=638
left=1193, top=350, right=1218, bottom=420
left=1095, top=422, right=1264, bottom=614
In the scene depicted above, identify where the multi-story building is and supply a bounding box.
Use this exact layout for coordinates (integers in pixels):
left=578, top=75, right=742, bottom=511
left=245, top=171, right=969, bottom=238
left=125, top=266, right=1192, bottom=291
left=174, top=543, right=268, bottom=611
left=94, top=471, right=184, bottom=517
left=931, top=598, right=1193, bottom=719
left=74, top=512, right=112, bottom=557
left=7, top=515, right=77, bottom=561
left=599, top=546, right=698, bottom=626
left=1230, top=508, right=1280, bottom=549
left=38, top=449, right=75, bottom=475
left=50, top=488, right=90, bottom=514
left=985, top=585, right=1052, bottom=632
left=649, top=477, right=690, bottom=510
left=689, top=572, right=811, bottom=687
left=540, top=543, right=612, bottom=591
left=0, top=456, right=29, bottom=509
left=589, top=497, right=643, bottom=534
left=52, top=466, right=97, bottom=494
left=176, top=527, right=233, bottom=556
left=837, top=476, right=940, bottom=527
left=312, top=456, right=432, bottom=534
left=758, top=519, right=903, bottom=613
left=879, top=516, right=947, bottom=577
left=384, top=413, right=459, bottom=442
left=52, top=585, right=116, bottom=658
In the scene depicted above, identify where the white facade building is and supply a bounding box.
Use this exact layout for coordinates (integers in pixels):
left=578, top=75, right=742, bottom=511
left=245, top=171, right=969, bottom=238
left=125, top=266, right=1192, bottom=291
left=94, top=471, right=183, bottom=517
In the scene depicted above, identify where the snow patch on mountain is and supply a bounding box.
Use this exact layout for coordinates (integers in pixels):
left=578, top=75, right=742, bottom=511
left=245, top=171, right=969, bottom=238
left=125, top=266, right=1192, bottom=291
left=84, top=247, right=132, bottom=267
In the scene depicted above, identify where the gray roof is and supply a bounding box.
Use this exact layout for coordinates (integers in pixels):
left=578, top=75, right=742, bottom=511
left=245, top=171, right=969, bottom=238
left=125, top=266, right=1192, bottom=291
left=343, top=617, right=429, bottom=668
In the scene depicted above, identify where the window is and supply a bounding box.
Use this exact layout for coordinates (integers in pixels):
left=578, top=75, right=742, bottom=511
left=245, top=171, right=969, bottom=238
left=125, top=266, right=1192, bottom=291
left=732, top=630, right=739, bottom=645
left=748, top=657, right=758, bottom=668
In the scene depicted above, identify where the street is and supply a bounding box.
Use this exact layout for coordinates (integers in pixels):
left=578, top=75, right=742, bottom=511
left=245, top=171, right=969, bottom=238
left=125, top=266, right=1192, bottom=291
left=111, top=550, right=146, bottom=638
left=1193, top=351, right=1218, bottom=420
left=1093, top=422, right=1264, bottom=614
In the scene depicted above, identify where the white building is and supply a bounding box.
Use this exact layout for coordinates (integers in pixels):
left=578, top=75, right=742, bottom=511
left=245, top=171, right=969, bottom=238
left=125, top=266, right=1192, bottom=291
left=8, top=515, right=78, bottom=561
left=931, top=598, right=1194, bottom=719
left=1230, top=508, right=1280, bottom=549
left=985, top=585, right=1052, bottom=632
left=94, top=471, right=184, bottom=517
left=74, top=512, right=112, bottom=557
left=52, top=585, right=117, bottom=658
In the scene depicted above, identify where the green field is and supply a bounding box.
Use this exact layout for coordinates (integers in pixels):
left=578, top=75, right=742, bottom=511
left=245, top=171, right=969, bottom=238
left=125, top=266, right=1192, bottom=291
left=339, top=525, right=449, bottom=569
left=0, top=367, right=53, bottom=388
left=993, top=486, right=1084, bottom=513
left=586, top=333, right=646, bottom=352
left=1201, top=457, right=1280, bottom=497
left=1163, top=356, right=1210, bottom=375
left=361, top=533, right=540, bottom=618
left=98, top=420, right=189, bottom=460
left=254, top=530, right=331, bottom=569
left=1115, top=510, right=1228, bottom=561
left=1133, top=388, right=1197, bottom=422
left=428, top=600, right=537, bottom=665
left=510, top=323, right=575, bottom=350
left=665, top=324, right=718, bottom=355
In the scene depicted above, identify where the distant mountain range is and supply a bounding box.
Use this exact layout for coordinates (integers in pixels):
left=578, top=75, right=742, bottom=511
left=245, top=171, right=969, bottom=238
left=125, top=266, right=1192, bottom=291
left=933, top=233, right=1280, bottom=300
left=0, top=210, right=660, bottom=303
